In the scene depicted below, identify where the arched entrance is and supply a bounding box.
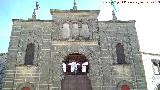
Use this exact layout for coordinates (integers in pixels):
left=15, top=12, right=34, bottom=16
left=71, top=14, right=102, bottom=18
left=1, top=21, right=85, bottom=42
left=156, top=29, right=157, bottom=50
left=61, top=53, right=92, bottom=90
left=63, top=53, right=89, bottom=75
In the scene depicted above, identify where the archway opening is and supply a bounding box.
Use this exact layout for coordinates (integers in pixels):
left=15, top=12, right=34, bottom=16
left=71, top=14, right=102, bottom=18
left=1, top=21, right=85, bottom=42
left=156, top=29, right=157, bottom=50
left=121, top=85, right=130, bottom=90
left=63, top=53, right=89, bottom=75
left=21, top=86, right=30, bottom=90
left=61, top=53, right=92, bottom=90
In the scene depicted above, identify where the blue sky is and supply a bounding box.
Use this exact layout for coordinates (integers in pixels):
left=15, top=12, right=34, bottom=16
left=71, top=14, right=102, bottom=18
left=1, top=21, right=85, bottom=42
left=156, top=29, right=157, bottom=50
left=0, top=0, right=101, bottom=53
left=0, top=0, right=160, bottom=54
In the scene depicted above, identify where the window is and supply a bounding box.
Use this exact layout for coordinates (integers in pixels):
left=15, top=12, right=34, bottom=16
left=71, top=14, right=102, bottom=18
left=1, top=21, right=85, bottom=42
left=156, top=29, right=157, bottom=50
left=152, top=59, right=160, bottom=75
left=116, top=43, right=126, bottom=64
left=152, top=61, right=160, bottom=74
left=21, top=86, right=30, bottom=90
left=24, top=43, right=35, bottom=65
left=121, top=85, right=130, bottom=90
left=72, top=23, right=79, bottom=39
left=81, top=24, right=90, bottom=39
left=158, top=84, right=160, bottom=90
left=62, top=23, right=70, bottom=39
left=61, top=22, right=91, bottom=40
left=153, top=62, right=159, bottom=74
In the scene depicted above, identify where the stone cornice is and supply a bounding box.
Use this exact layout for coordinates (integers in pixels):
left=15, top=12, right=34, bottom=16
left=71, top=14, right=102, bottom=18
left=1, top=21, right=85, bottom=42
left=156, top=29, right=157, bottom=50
left=50, top=9, right=100, bottom=15
left=12, top=19, right=53, bottom=22
left=98, top=20, right=136, bottom=23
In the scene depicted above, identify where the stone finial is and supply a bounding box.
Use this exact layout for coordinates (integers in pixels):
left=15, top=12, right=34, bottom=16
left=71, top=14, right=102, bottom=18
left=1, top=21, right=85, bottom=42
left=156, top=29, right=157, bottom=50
left=112, top=10, right=117, bottom=20
left=36, top=1, right=40, bottom=10
left=32, top=9, right=36, bottom=20
left=73, top=0, right=77, bottom=11
left=31, top=1, right=40, bottom=20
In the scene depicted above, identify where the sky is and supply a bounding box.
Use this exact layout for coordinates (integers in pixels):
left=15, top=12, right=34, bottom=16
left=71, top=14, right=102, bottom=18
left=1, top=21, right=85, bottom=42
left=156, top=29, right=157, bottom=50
left=0, top=0, right=160, bottom=54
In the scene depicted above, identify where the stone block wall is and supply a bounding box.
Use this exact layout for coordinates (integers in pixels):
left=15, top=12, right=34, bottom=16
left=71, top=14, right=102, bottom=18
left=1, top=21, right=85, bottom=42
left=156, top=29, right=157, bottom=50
left=0, top=53, right=7, bottom=90
left=98, top=20, right=147, bottom=90
left=2, top=10, right=147, bottom=90
left=3, top=20, right=53, bottom=90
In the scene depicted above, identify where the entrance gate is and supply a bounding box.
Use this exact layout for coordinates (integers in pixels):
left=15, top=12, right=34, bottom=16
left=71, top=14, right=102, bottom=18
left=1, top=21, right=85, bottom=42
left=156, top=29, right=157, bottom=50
left=61, top=53, right=92, bottom=90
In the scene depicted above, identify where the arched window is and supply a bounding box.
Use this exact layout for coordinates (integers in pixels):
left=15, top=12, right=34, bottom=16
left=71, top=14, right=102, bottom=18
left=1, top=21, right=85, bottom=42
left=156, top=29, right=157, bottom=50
left=121, top=85, right=130, bottom=90
left=152, top=59, right=160, bottom=75
left=152, top=61, right=160, bottom=74
left=62, top=23, right=70, bottom=39
left=24, top=43, right=35, bottom=65
left=21, top=86, right=30, bottom=90
left=82, top=24, right=89, bottom=39
left=116, top=43, right=126, bottom=64
left=72, top=23, right=79, bottom=39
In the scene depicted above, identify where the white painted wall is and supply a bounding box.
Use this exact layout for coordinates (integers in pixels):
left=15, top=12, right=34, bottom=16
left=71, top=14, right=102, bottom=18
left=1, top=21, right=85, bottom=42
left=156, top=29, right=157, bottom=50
left=142, top=54, right=160, bottom=90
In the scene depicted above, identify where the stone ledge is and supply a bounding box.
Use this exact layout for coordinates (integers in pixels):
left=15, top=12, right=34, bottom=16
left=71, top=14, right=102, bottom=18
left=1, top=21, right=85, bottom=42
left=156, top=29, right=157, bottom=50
left=12, top=19, right=52, bottom=22
left=50, top=9, right=100, bottom=15
left=52, top=40, right=98, bottom=45
left=2, top=88, right=13, bottom=90
left=99, top=20, right=136, bottom=23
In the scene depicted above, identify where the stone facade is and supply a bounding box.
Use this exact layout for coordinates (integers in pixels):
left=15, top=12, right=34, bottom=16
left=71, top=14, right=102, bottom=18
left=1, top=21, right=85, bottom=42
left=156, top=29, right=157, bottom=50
left=2, top=9, right=147, bottom=90
left=0, top=53, right=7, bottom=90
